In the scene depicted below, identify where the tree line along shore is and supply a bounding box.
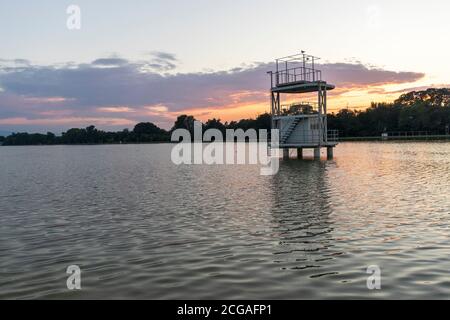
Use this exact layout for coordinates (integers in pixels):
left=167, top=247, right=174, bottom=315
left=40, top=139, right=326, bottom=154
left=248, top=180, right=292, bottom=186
left=1, top=88, right=449, bottom=146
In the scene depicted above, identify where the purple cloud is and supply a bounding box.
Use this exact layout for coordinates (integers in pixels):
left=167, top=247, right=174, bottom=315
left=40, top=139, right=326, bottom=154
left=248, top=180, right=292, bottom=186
left=0, top=54, right=426, bottom=131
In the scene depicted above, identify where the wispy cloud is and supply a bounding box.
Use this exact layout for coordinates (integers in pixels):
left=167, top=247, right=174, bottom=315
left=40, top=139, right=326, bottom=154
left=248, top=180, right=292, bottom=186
left=97, top=106, right=135, bottom=113
left=144, top=51, right=178, bottom=72
left=92, top=58, right=129, bottom=67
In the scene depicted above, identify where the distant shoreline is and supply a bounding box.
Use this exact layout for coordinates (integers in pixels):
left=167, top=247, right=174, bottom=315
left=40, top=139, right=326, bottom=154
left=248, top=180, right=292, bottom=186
left=339, top=135, right=450, bottom=142
left=2, top=137, right=450, bottom=146
left=0, top=141, right=170, bottom=147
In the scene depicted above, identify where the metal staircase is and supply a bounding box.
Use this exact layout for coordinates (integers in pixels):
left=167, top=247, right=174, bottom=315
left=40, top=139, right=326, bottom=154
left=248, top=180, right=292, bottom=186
left=281, top=118, right=300, bottom=144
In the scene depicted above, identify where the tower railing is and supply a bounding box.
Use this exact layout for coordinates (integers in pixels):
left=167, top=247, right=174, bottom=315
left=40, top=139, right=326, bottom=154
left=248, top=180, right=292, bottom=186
left=269, top=67, right=322, bottom=87
left=327, top=130, right=339, bottom=142
left=278, top=101, right=319, bottom=116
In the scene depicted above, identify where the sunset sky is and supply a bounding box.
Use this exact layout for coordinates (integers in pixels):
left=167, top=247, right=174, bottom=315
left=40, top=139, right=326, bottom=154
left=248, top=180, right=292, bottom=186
left=1, top=0, right=449, bottom=132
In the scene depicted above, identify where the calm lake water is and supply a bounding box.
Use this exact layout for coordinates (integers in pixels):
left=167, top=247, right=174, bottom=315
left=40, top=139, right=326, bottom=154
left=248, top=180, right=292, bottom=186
left=0, top=142, right=450, bottom=299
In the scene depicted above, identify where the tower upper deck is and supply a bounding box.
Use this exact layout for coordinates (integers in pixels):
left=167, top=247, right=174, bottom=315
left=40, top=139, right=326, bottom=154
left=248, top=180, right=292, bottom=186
left=268, top=52, right=335, bottom=94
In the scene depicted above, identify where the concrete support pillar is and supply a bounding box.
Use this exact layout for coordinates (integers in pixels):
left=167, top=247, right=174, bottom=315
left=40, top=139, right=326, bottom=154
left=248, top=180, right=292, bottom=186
left=297, top=148, right=303, bottom=160
left=327, top=147, right=334, bottom=160
left=283, top=148, right=290, bottom=160
left=314, top=147, right=321, bottom=160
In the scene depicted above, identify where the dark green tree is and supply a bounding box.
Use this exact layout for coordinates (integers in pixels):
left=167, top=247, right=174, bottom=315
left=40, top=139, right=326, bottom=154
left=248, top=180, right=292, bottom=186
left=204, top=118, right=226, bottom=135
left=395, top=88, right=450, bottom=107
left=172, top=115, right=196, bottom=132
left=133, top=122, right=169, bottom=142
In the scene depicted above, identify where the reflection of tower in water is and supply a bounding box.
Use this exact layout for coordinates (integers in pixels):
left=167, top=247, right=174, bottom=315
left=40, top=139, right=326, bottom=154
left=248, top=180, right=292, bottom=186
left=268, top=160, right=338, bottom=273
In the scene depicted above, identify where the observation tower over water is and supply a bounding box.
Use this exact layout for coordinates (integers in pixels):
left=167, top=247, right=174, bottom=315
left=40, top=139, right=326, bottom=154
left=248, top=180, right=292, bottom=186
left=268, top=51, right=338, bottom=159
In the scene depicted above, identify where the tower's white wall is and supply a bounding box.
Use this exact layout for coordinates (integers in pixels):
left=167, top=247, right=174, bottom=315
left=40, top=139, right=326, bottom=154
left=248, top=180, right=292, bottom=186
left=278, top=116, right=324, bottom=145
